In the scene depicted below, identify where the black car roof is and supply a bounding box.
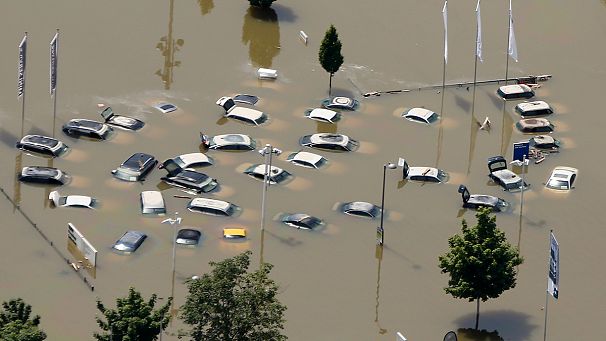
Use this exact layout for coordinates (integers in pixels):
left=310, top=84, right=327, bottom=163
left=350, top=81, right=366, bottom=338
left=123, top=153, right=155, bottom=170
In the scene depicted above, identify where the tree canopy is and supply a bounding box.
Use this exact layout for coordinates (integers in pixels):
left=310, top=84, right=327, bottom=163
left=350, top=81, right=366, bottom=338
left=319, top=25, right=344, bottom=95
left=248, top=0, right=276, bottom=9
left=179, top=251, right=287, bottom=341
left=94, top=287, right=172, bottom=341
left=438, top=208, right=523, bottom=329
left=0, top=298, right=46, bottom=341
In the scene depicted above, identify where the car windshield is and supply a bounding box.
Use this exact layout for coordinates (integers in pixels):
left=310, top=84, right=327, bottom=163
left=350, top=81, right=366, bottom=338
left=254, top=114, right=268, bottom=125
left=345, top=139, right=359, bottom=151
left=160, top=104, right=175, bottom=111
left=426, top=113, right=439, bottom=123
left=437, top=170, right=449, bottom=182
left=547, top=179, right=569, bottom=189
left=123, top=154, right=152, bottom=170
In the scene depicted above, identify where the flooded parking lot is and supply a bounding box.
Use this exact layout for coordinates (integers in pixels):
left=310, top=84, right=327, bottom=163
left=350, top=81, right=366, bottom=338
left=1, top=0, right=606, bottom=340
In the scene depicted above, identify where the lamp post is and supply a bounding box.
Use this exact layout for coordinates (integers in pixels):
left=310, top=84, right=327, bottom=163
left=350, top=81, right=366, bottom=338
left=258, top=144, right=282, bottom=265
left=161, top=212, right=181, bottom=326
left=378, top=163, right=397, bottom=246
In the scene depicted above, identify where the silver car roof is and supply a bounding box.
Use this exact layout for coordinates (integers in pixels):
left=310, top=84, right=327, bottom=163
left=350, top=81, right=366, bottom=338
left=407, top=167, right=441, bottom=178
left=189, top=198, right=232, bottom=211
left=404, top=107, right=436, bottom=120
left=499, top=84, right=532, bottom=94
left=177, top=153, right=212, bottom=166
left=309, top=133, right=350, bottom=147
left=287, top=151, right=325, bottom=166
left=516, top=101, right=551, bottom=112
left=518, top=118, right=552, bottom=129
left=212, top=134, right=252, bottom=146
left=141, top=191, right=165, bottom=209
left=226, top=107, right=265, bottom=121
left=307, top=108, right=339, bottom=121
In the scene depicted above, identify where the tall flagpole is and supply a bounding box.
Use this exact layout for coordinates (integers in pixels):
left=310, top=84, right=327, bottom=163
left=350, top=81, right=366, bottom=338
left=505, top=0, right=512, bottom=84
left=50, top=29, right=59, bottom=138
left=18, top=32, right=28, bottom=137
left=471, top=0, right=482, bottom=120
left=440, top=1, right=448, bottom=115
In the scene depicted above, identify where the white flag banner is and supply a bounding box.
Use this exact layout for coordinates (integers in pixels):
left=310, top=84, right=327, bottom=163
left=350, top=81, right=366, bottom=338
left=18, top=34, right=27, bottom=98
left=508, top=0, right=519, bottom=62
left=547, top=231, right=559, bottom=299
left=443, top=1, right=448, bottom=64
left=475, top=0, right=483, bottom=62
left=50, top=32, right=58, bottom=95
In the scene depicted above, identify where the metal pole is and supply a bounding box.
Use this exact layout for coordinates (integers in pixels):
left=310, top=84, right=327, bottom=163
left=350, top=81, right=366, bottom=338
left=259, top=144, right=271, bottom=265
left=505, top=0, right=512, bottom=84
left=543, top=228, right=553, bottom=341
left=379, top=164, right=388, bottom=245
left=520, top=155, right=526, bottom=219
left=20, top=32, right=27, bottom=138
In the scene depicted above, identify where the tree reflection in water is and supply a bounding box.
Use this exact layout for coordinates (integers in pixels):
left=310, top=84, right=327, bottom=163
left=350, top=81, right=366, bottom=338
left=242, top=7, right=280, bottom=68
left=197, top=0, right=214, bottom=15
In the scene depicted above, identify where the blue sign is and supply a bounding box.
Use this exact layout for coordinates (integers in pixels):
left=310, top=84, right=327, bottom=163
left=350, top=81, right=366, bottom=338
left=513, top=141, right=530, bottom=162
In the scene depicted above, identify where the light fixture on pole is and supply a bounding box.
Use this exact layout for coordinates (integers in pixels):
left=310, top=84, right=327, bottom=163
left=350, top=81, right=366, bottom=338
left=378, top=163, right=397, bottom=246
left=258, top=144, right=282, bottom=264
left=161, top=212, right=181, bottom=324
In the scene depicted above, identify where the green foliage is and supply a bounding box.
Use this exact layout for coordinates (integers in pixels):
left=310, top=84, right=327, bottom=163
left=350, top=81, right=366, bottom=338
left=179, top=251, right=287, bottom=341
left=439, top=208, right=523, bottom=302
left=248, top=0, right=276, bottom=9
left=319, top=25, right=344, bottom=94
left=94, top=287, right=172, bottom=341
left=0, top=298, right=46, bottom=341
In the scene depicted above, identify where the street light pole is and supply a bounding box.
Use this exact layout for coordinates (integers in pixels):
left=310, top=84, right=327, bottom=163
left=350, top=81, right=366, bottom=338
left=161, top=212, right=182, bottom=327
left=258, top=144, right=282, bottom=265
left=378, top=163, right=396, bottom=246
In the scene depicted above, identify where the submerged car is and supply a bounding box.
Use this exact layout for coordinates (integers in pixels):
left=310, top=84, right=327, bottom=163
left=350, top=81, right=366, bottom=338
left=286, top=151, right=328, bottom=169
left=401, top=159, right=448, bottom=183
left=187, top=198, right=238, bottom=216
left=18, top=166, right=68, bottom=185
left=243, top=164, right=291, bottom=184
left=112, top=230, right=147, bottom=253
left=154, top=102, right=178, bottom=114
left=161, top=168, right=218, bottom=193
left=49, top=191, right=95, bottom=208
left=112, top=153, right=157, bottom=182
left=457, top=185, right=508, bottom=212
left=100, top=107, right=145, bottom=131
left=402, top=107, right=440, bottom=125
left=176, top=228, right=202, bottom=245
left=140, top=191, right=166, bottom=214
left=223, top=228, right=247, bottom=239
left=545, top=166, right=578, bottom=191
left=515, top=101, right=553, bottom=117
left=216, top=97, right=268, bottom=126
left=487, top=156, right=529, bottom=191
left=529, top=135, right=560, bottom=151
left=281, top=213, right=324, bottom=230
left=201, top=133, right=256, bottom=151
left=304, top=108, right=341, bottom=123
left=16, top=135, right=69, bottom=157
left=321, top=96, right=359, bottom=110
left=516, top=118, right=554, bottom=134
left=340, top=201, right=381, bottom=218
left=497, top=84, right=535, bottom=100
left=299, top=133, right=359, bottom=152
left=159, top=153, right=213, bottom=174
left=233, top=94, right=259, bottom=105
left=62, top=119, right=113, bottom=139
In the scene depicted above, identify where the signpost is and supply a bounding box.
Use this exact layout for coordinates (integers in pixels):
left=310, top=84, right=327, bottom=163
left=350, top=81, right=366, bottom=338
left=67, top=223, right=97, bottom=278
left=513, top=141, right=530, bottom=162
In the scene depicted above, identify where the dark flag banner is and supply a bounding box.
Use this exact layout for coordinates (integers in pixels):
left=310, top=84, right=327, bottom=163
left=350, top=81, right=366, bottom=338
left=18, top=34, right=27, bottom=98
left=50, top=32, right=58, bottom=95
left=547, top=232, right=559, bottom=299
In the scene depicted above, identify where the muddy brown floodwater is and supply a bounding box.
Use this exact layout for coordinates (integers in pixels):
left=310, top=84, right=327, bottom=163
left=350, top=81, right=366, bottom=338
left=1, top=0, right=605, bottom=340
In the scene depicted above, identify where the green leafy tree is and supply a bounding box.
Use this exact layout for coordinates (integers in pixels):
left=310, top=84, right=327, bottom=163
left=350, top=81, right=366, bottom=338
left=0, top=298, right=46, bottom=341
left=319, top=25, right=344, bottom=95
left=180, top=251, right=287, bottom=341
left=438, top=208, right=523, bottom=330
left=248, top=0, right=276, bottom=9
left=94, top=287, right=172, bottom=341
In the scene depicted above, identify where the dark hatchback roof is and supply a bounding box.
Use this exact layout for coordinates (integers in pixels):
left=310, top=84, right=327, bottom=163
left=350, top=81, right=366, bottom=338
left=23, top=166, right=60, bottom=177
left=122, top=153, right=155, bottom=170
left=66, top=119, right=104, bottom=130
left=170, top=169, right=210, bottom=182
left=177, top=228, right=201, bottom=240
left=24, top=135, right=59, bottom=148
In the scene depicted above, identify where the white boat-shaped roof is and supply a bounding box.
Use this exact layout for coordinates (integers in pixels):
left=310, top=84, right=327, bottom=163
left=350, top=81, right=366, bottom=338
left=516, top=101, right=551, bottom=112
left=288, top=151, right=325, bottom=165
left=307, top=108, right=339, bottom=121
left=178, top=153, right=211, bottom=166
left=227, top=107, right=265, bottom=120
left=405, top=107, right=436, bottom=120
left=499, top=84, right=532, bottom=95
left=189, top=198, right=232, bottom=211
left=213, top=134, right=252, bottom=145
left=309, top=133, right=350, bottom=147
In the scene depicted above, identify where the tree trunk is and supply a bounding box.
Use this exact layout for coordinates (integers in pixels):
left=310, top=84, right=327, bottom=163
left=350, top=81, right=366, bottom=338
left=475, top=298, right=480, bottom=330
left=329, top=73, right=333, bottom=96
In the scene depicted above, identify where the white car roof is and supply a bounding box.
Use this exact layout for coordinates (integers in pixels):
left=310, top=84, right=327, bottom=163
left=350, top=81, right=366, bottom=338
left=516, top=101, right=551, bottom=112
left=551, top=166, right=578, bottom=179
left=178, top=153, right=211, bottom=166
left=288, top=151, right=324, bottom=165
left=408, top=167, right=440, bottom=178
left=492, top=169, right=522, bottom=185
left=331, top=97, right=354, bottom=106
left=531, top=135, right=556, bottom=144
left=405, top=107, right=436, bottom=120
left=249, top=164, right=285, bottom=175
left=226, top=107, right=264, bottom=121
left=141, top=191, right=165, bottom=209
left=309, top=133, right=349, bottom=147
left=189, top=198, right=231, bottom=211
left=308, top=108, right=338, bottom=121
left=213, top=134, right=252, bottom=146
left=499, top=84, right=532, bottom=95
left=49, top=191, right=93, bottom=207
left=518, top=118, right=552, bottom=128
